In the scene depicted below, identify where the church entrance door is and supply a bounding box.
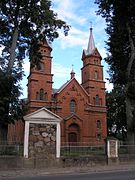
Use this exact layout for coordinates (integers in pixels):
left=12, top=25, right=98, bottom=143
left=68, top=123, right=80, bottom=144
left=68, top=132, right=77, bottom=143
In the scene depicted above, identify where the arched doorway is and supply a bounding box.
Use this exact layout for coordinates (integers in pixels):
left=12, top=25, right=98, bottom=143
left=68, top=132, right=77, bottom=143
left=68, top=123, right=80, bottom=144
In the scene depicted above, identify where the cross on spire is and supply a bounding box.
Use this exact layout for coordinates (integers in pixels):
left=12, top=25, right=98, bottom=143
left=90, top=21, right=92, bottom=29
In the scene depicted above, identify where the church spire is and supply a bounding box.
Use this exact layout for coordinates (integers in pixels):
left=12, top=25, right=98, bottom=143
left=70, top=64, right=75, bottom=79
left=86, top=27, right=96, bottom=55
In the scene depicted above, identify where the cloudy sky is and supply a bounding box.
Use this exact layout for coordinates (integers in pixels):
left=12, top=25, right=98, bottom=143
left=22, top=0, right=113, bottom=98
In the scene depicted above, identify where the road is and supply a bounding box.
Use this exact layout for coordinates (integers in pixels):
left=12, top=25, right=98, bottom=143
left=0, top=170, right=135, bottom=180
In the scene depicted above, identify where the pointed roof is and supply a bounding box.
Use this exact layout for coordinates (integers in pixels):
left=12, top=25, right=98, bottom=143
left=85, top=27, right=96, bottom=55
left=70, top=64, right=75, bottom=79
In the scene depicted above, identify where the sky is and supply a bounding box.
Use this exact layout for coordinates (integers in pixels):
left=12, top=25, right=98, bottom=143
left=21, top=0, right=113, bottom=98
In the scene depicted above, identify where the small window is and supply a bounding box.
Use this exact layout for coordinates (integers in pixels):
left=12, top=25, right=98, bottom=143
left=95, top=95, right=99, bottom=105
left=36, top=62, right=44, bottom=72
left=97, top=120, right=101, bottom=129
left=95, top=71, right=98, bottom=80
left=36, top=92, right=39, bottom=100
left=97, top=133, right=101, bottom=140
left=40, top=89, right=44, bottom=100
left=94, top=60, right=98, bottom=65
left=39, top=62, right=44, bottom=71
left=70, top=99, right=76, bottom=113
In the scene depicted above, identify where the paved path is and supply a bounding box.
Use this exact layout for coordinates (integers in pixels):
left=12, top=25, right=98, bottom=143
left=0, top=163, right=135, bottom=178
left=1, top=170, right=135, bottom=180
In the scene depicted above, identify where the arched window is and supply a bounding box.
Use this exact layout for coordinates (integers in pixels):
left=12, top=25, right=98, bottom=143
left=95, top=71, right=98, bottom=80
left=44, top=92, right=47, bottom=100
left=39, top=62, right=44, bottom=71
left=97, top=133, right=101, bottom=140
left=68, top=123, right=80, bottom=143
left=40, top=89, right=44, bottom=100
left=97, top=120, right=101, bottom=129
left=70, top=99, right=76, bottom=113
left=94, top=60, right=98, bottom=65
left=36, top=62, right=44, bottom=72
left=95, top=95, right=99, bottom=105
left=36, top=92, right=39, bottom=100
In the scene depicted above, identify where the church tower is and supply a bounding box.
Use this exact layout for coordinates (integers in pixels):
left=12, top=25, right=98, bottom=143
left=27, top=40, right=53, bottom=113
left=81, top=28, right=106, bottom=107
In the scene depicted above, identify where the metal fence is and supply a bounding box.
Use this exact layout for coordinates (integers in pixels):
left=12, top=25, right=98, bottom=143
left=1, top=141, right=135, bottom=157
left=0, top=144, right=23, bottom=156
left=118, top=142, right=135, bottom=155
left=61, top=142, right=106, bottom=157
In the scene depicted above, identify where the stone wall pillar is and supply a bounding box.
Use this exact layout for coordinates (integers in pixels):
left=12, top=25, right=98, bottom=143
left=106, top=137, right=119, bottom=165
left=56, top=123, right=60, bottom=158
left=24, top=121, right=29, bottom=158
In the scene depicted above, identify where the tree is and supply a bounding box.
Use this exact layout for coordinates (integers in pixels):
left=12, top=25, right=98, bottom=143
left=106, top=85, right=126, bottom=141
left=0, top=0, right=69, bottom=142
left=95, top=0, right=135, bottom=144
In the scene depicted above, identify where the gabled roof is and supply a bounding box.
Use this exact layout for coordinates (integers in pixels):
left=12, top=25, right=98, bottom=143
left=54, top=79, right=71, bottom=94
left=24, top=107, right=62, bottom=122
left=52, top=88, right=58, bottom=94
left=54, top=77, right=89, bottom=97
left=65, top=113, right=83, bottom=122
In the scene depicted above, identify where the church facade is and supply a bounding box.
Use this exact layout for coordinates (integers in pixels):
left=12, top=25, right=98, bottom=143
left=27, top=28, right=107, bottom=145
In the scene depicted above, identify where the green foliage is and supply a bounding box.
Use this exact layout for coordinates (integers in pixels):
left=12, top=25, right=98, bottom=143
left=95, top=0, right=135, bottom=84
left=0, top=0, right=69, bottom=71
left=95, top=0, right=135, bottom=140
left=0, top=0, right=69, bottom=127
left=0, top=70, right=27, bottom=125
left=106, top=86, right=127, bottom=140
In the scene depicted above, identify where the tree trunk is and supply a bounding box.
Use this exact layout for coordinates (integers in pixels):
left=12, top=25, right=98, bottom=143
left=125, top=24, right=135, bottom=151
left=125, top=94, right=134, bottom=153
left=8, top=27, right=19, bottom=70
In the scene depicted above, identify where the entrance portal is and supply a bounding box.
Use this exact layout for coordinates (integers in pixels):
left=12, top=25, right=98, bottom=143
left=68, top=132, right=77, bottom=143
left=68, top=123, right=80, bottom=144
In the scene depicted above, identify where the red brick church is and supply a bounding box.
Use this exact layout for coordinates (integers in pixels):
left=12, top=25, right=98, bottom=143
left=27, top=27, right=107, bottom=144
left=9, top=28, right=107, bottom=145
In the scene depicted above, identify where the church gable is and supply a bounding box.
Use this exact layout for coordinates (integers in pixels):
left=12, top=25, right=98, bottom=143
left=55, top=78, right=89, bottom=100
left=54, top=78, right=90, bottom=118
